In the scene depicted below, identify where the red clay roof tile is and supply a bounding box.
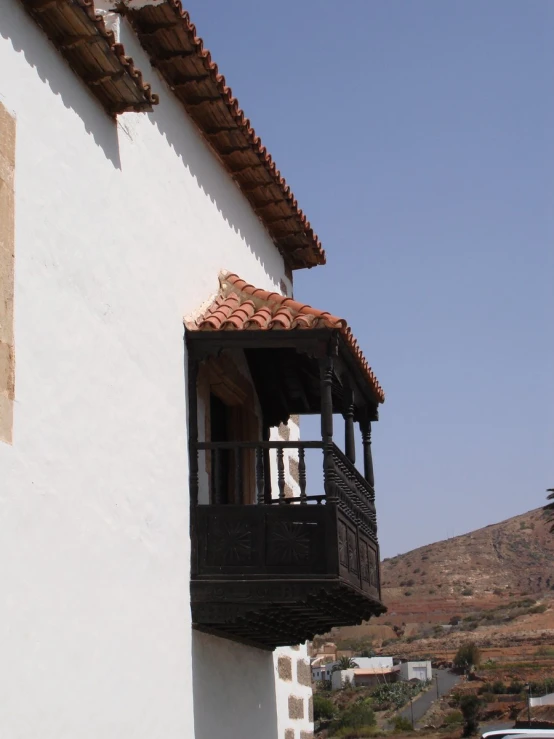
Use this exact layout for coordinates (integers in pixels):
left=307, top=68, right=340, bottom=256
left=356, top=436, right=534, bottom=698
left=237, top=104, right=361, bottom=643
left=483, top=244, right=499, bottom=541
left=126, top=1, right=324, bottom=270
left=186, top=272, right=385, bottom=403
left=22, top=0, right=158, bottom=115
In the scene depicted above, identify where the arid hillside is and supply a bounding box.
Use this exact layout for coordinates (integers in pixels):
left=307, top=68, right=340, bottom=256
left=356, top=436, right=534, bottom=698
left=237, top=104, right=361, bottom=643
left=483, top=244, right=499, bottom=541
left=381, top=507, right=554, bottom=625
left=323, top=508, right=554, bottom=657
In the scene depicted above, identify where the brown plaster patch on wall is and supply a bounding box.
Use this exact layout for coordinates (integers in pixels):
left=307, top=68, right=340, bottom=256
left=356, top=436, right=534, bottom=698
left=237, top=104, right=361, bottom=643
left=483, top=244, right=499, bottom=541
left=290, top=414, right=300, bottom=428
left=0, top=102, right=15, bottom=445
left=300, top=732, right=314, bottom=739
left=278, top=655, right=292, bottom=681
left=289, top=456, right=299, bottom=484
left=278, top=422, right=290, bottom=441
left=284, top=482, right=294, bottom=499
left=296, top=659, right=312, bottom=687
left=288, top=695, right=304, bottom=720
left=284, top=729, right=295, bottom=739
left=307, top=696, right=314, bottom=722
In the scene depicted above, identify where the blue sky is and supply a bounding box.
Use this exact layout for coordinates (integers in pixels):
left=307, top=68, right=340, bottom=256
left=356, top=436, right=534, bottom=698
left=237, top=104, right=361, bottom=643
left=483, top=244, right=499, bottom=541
left=185, top=1, right=554, bottom=557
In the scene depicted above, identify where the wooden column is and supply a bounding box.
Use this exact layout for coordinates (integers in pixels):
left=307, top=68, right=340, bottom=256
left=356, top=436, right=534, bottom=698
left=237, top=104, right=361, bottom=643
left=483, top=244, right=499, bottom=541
left=255, top=446, right=265, bottom=505
left=262, top=425, right=272, bottom=504
left=188, top=356, right=199, bottom=506
left=344, top=389, right=356, bottom=464
left=360, top=419, right=375, bottom=491
left=319, top=356, right=336, bottom=500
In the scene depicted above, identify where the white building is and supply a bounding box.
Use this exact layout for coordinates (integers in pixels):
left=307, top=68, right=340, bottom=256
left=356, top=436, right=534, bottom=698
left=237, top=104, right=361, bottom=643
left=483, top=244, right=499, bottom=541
left=0, top=1, right=386, bottom=738
left=354, top=657, right=394, bottom=670
left=399, top=661, right=433, bottom=681
left=331, top=665, right=399, bottom=691
left=312, top=661, right=338, bottom=683
left=313, top=656, right=394, bottom=684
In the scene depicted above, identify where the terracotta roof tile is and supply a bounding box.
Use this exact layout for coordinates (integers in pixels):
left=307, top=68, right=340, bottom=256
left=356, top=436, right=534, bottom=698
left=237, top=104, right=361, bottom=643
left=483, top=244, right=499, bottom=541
left=22, top=0, right=158, bottom=115
left=126, top=1, right=324, bottom=270
left=186, top=272, right=385, bottom=403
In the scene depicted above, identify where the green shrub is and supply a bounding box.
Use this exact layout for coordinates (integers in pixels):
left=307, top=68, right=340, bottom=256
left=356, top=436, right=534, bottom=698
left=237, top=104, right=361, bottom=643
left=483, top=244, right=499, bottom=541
left=330, top=727, right=376, bottom=738
left=393, top=716, right=414, bottom=732
left=405, top=591, right=412, bottom=597
left=491, top=680, right=506, bottom=694
left=330, top=699, right=376, bottom=734
left=454, top=642, right=481, bottom=669
left=370, top=682, right=424, bottom=711
left=444, top=710, right=463, bottom=726
left=462, top=588, right=474, bottom=596
left=314, top=694, right=335, bottom=721
left=460, top=694, right=481, bottom=737
left=529, top=604, right=547, bottom=614
left=535, top=646, right=554, bottom=657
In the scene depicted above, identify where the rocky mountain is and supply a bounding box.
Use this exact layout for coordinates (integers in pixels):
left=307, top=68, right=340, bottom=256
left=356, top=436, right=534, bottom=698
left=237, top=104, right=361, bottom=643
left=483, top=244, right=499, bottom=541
left=324, top=508, right=554, bottom=657
left=380, top=507, right=554, bottom=626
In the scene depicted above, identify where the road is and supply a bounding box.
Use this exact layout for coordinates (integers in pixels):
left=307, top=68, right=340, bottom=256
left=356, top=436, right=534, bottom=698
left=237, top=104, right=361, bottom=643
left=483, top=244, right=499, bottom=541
left=394, top=669, right=462, bottom=728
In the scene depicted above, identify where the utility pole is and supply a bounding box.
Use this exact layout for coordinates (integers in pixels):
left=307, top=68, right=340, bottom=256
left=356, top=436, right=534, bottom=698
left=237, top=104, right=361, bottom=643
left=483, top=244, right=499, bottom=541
left=526, top=683, right=531, bottom=726
left=410, top=696, right=414, bottom=730
left=436, top=673, right=439, bottom=700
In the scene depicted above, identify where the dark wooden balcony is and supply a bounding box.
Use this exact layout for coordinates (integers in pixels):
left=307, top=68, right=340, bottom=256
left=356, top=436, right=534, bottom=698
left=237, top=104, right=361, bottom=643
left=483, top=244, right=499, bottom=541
left=185, top=283, right=387, bottom=650
left=191, top=440, right=386, bottom=650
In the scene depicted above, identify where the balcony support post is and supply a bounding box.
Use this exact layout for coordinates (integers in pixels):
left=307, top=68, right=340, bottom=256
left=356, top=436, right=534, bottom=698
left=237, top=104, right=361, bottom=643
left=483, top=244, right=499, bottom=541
left=319, top=355, right=336, bottom=500
left=344, top=387, right=356, bottom=465
left=262, top=426, right=272, bottom=504
left=360, top=418, right=375, bottom=491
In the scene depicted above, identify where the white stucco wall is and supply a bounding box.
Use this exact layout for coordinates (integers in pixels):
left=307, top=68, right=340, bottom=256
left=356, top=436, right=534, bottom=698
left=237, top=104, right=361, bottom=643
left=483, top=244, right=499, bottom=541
left=274, top=644, right=314, bottom=739
left=0, top=3, right=301, bottom=737
left=399, top=661, right=433, bottom=681
left=355, top=656, right=394, bottom=669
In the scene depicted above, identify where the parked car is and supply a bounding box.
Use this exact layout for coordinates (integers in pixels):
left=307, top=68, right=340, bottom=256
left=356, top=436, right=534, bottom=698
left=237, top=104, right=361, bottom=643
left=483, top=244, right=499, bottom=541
left=482, top=731, right=554, bottom=739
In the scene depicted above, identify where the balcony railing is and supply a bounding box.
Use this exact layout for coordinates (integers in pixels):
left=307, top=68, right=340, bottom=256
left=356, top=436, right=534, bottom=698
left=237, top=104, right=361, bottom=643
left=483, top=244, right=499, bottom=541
left=190, top=438, right=384, bottom=649
left=195, top=439, right=377, bottom=541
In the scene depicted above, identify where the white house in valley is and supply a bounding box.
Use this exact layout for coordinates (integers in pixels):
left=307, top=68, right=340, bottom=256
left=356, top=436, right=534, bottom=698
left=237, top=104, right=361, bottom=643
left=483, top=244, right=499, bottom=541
left=399, top=660, right=433, bottom=682
left=0, top=2, right=387, bottom=738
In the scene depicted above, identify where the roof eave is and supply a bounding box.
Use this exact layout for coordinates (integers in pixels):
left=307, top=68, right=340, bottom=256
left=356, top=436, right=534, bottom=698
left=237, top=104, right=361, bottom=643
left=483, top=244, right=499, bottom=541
left=125, top=0, right=325, bottom=270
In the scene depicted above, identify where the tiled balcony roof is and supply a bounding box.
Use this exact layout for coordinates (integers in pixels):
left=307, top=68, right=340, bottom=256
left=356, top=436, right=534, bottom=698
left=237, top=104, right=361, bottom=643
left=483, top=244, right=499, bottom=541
left=186, top=272, right=384, bottom=403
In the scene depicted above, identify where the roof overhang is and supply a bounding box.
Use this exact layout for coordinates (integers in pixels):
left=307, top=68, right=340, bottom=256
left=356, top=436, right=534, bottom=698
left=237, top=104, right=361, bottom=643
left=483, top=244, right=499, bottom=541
left=185, top=273, right=384, bottom=421
left=21, top=0, right=158, bottom=115
left=23, top=1, right=325, bottom=270
left=124, top=0, right=325, bottom=270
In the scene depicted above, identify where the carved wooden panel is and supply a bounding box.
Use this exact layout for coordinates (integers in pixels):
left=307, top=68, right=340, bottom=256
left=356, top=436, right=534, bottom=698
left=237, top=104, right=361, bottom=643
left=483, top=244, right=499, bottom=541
left=195, top=503, right=329, bottom=575
left=206, top=515, right=255, bottom=566
left=338, top=520, right=348, bottom=567
left=360, top=541, right=370, bottom=583
left=192, top=502, right=386, bottom=649
left=347, top=528, right=358, bottom=574
left=266, top=520, right=311, bottom=565
left=368, top=545, right=378, bottom=588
